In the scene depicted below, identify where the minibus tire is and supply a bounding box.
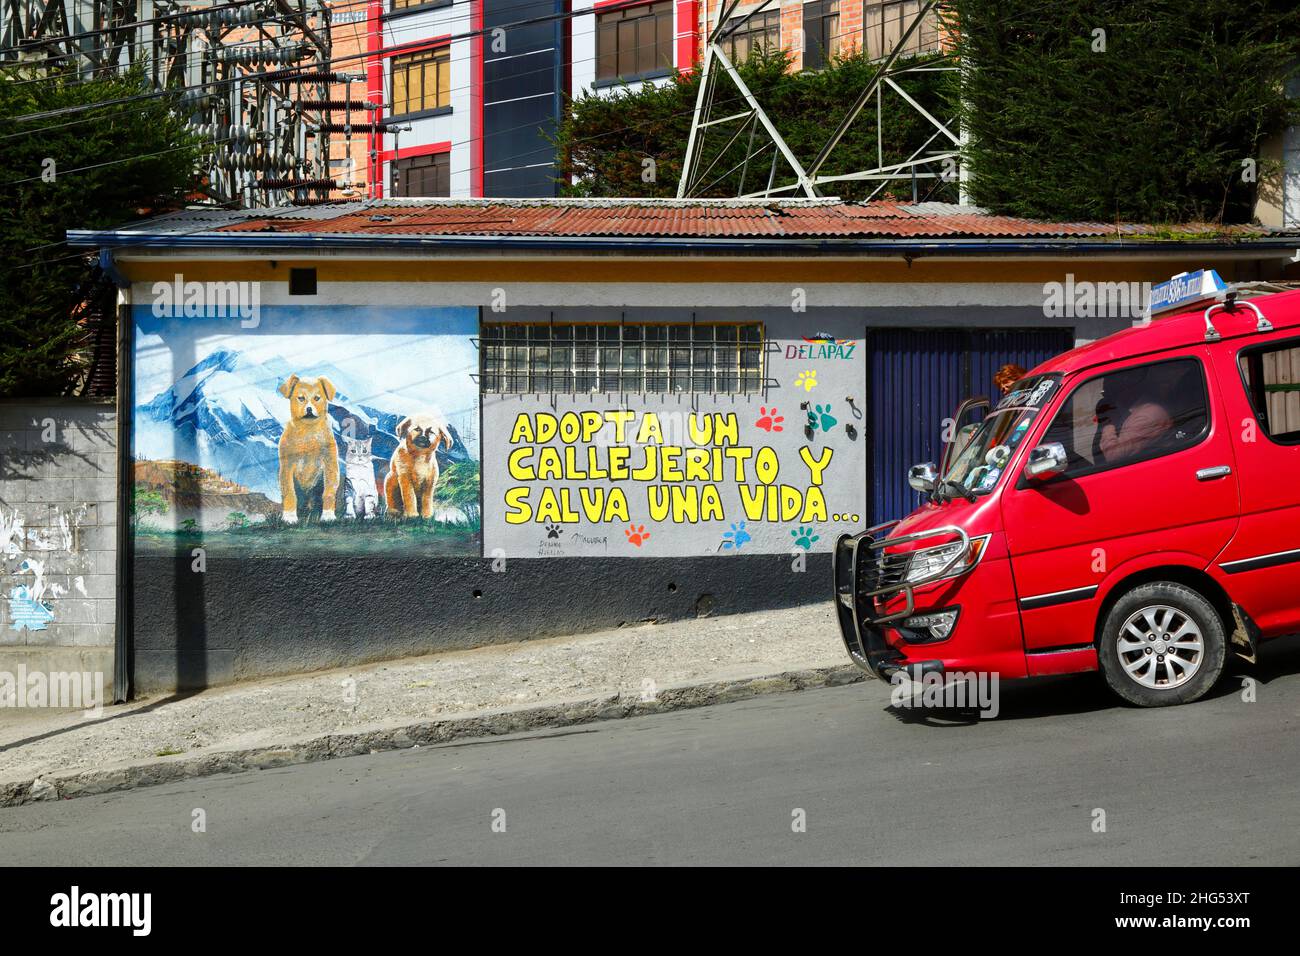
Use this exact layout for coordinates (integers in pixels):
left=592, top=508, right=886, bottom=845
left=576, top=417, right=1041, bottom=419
left=1098, top=582, right=1226, bottom=707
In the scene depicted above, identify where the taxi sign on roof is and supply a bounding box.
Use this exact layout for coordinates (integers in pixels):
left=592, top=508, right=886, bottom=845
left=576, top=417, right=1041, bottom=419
left=1146, top=269, right=1229, bottom=318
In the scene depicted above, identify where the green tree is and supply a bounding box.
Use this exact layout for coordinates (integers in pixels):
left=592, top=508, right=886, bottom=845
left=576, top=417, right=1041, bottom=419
left=950, top=0, right=1300, bottom=223
left=131, top=485, right=168, bottom=517
left=554, top=48, right=959, bottom=202
left=433, top=460, right=482, bottom=526
left=0, top=66, right=201, bottom=397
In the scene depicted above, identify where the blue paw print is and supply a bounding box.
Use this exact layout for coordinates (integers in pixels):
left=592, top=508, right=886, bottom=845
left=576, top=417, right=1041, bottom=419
left=791, top=526, right=819, bottom=550
left=720, top=521, right=751, bottom=550
left=807, top=404, right=837, bottom=433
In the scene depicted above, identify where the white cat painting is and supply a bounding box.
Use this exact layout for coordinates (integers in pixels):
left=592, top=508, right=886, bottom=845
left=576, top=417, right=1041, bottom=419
left=343, top=437, right=380, bottom=519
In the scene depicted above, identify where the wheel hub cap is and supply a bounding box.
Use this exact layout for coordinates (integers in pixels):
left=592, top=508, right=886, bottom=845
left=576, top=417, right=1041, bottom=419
left=1116, top=605, right=1204, bottom=690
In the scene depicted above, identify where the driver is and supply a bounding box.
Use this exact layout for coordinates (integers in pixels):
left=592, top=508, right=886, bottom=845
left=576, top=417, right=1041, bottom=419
left=1098, top=369, right=1174, bottom=463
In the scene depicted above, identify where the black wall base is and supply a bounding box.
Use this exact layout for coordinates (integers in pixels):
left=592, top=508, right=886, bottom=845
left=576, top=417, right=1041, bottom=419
left=131, top=553, right=831, bottom=693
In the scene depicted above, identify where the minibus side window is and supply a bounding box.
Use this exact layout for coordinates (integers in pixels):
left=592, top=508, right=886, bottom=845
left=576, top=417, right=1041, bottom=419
left=1238, top=339, right=1300, bottom=444
left=1038, top=358, right=1210, bottom=479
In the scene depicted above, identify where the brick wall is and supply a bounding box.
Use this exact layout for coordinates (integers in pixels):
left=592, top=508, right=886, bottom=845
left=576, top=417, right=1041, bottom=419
left=838, top=0, right=864, bottom=56
left=0, top=401, right=117, bottom=696
left=780, top=3, right=803, bottom=69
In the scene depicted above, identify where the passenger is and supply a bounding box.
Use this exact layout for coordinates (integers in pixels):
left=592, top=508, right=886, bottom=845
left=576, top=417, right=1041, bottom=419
left=994, top=363, right=1027, bottom=396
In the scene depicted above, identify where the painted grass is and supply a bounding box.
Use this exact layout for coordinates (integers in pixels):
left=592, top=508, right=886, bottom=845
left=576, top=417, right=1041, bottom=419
left=133, top=514, right=482, bottom=556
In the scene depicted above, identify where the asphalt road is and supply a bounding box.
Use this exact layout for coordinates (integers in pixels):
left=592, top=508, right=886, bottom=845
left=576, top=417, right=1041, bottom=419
left=5, top=638, right=1300, bottom=866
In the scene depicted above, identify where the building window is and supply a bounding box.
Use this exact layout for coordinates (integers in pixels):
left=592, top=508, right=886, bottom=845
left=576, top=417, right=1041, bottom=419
left=390, top=0, right=450, bottom=10
left=596, top=0, right=675, bottom=83
left=802, top=0, right=840, bottom=70
left=392, top=151, right=450, bottom=197
left=721, top=9, right=781, bottom=63
left=864, top=0, right=942, bottom=61
left=480, top=323, right=765, bottom=394
left=391, top=47, right=450, bottom=117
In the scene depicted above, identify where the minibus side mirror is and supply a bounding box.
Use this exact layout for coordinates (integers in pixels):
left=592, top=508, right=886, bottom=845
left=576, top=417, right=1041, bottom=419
left=1023, top=443, right=1068, bottom=482
left=908, top=462, right=939, bottom=493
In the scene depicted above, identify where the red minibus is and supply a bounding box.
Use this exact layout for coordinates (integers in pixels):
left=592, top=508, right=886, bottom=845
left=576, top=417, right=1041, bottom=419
left=834, top=282, right=1300, bottom=706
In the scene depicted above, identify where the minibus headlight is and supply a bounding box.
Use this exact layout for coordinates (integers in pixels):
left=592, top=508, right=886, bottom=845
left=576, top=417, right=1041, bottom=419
left=901, top=610, right=959, bottom=641
left=903, top=536, right=987, bottom=584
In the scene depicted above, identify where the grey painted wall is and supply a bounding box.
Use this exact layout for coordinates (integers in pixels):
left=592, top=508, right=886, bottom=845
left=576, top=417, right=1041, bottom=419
left=0, top=401, right=117, bottom=694
left=131, top=551, right=828, bottom=692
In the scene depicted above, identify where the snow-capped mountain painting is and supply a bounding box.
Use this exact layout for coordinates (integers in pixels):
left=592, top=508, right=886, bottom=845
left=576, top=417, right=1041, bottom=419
left=131, top=304, right=481, bottom=554
left=135, top=346, right=472, bottom=502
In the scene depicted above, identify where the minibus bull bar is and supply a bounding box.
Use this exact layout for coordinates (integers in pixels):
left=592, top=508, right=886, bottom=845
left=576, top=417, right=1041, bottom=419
left=832, top=523, right=973, bottom=677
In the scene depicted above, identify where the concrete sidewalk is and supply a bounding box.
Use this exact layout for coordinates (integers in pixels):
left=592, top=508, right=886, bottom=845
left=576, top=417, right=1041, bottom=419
left=0, top=603, right=859, bottom=805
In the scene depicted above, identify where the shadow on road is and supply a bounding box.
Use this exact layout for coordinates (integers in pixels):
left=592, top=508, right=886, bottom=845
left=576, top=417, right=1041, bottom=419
left=884, top=632, right=1300, bottom=728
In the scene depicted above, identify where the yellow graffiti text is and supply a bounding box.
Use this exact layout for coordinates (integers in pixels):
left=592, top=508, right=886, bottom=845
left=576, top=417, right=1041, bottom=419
left=738, top=485, right=829, bottom=522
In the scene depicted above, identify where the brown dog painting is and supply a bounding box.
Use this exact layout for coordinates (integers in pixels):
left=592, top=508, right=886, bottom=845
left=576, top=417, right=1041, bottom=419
left=277, top=375, right=339, bottom=524
left=385, top=412, right=453, bottom=519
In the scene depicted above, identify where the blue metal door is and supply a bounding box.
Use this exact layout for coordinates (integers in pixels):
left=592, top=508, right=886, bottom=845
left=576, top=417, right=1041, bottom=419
left=867, top=328, right=1075, bottom=524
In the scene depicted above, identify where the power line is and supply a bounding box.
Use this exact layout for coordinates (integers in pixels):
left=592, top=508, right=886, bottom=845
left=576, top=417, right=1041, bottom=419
left=0, top=81, right=762, bottom=274
left=3, top=0, right=669, bottom=123
left=0, top=0, right=551, bottom=87
left=0, top=0, right=589, bottom=89
left=0, top=0, right=269, bottom=59
left=1, top=42, right=953, bottom=205
left=0, top=134, right=236, bottom=186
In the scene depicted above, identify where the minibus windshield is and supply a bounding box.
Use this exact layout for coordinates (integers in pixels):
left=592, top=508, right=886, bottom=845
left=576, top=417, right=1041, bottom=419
left=939, top=374, right=1061, bottom=501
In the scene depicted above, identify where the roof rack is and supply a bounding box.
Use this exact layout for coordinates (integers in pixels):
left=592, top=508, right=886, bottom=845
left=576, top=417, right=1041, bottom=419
left=1203, top=290, right=1273, bottom=342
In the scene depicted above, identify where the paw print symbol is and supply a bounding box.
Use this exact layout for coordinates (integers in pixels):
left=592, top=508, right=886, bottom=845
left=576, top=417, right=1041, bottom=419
left=806, top=403, right=838, bottom=433
left=625, top=524, right=650, bottom=547
left=720, top=521, right=751, bottom=550
left=795, top=369, right=818, bottom=392
left=755, top=406, right=784, bottom=432
left=545, top=523, right=561, bottom=539
left=791, top=526, right=819, bottom=550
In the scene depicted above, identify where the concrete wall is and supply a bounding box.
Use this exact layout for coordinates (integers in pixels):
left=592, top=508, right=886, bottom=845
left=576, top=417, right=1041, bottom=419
left=1255, top=76, right=1300, bottom=230
left=120, top=256, right=1210, bottom=693
left=0, top=401, right=117, bottom=695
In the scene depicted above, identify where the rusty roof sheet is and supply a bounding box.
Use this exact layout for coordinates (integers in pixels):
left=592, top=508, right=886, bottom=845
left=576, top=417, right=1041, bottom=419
left=204, top=199, right=1277, bottom=241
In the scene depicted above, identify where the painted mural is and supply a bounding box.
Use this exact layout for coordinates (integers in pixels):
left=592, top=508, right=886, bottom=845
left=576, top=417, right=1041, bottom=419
left=131, top=304, right=481, bottom=554
left=482, top=315, right=867, bottom=559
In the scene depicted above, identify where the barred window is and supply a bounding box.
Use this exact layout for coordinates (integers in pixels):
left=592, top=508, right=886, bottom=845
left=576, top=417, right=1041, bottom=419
left=480, top=323, right=764, bottom=394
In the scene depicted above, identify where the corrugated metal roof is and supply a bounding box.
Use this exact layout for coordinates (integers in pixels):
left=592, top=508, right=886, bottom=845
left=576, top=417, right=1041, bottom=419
left=68, top=199, right=1300, bottom=256
left=129, top=198, right=1286, bottom=241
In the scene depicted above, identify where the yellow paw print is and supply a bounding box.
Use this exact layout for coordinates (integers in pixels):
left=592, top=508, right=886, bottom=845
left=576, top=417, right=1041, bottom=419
left=795, top=369, right=818, bottom=392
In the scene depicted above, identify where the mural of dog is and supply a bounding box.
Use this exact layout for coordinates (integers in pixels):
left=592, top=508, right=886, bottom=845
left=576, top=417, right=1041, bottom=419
left=385, top=411, right=453, bottom=519
left=277, top=375, right=339, bottom=524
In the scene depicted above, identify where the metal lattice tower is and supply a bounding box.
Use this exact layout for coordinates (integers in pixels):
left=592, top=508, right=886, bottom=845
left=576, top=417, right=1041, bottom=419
left=679, top=0, right=961, bottom=202
left=0, top=0, right=371, bottom=206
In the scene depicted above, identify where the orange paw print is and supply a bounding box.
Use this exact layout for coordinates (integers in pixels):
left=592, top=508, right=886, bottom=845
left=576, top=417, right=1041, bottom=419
left=625, top=524, right=650, bottom=547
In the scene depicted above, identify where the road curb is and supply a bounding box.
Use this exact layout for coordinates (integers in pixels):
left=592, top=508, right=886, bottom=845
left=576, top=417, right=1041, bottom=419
left=0, top=663, right=865, bottom=807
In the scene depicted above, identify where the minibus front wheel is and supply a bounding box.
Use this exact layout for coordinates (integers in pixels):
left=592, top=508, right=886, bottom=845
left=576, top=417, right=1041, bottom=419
left=1097, top=582, right=1226, bottom=707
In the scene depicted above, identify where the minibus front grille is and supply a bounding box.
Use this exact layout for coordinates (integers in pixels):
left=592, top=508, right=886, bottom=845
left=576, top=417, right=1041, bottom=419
left=837, top=524, right=971, bottom=626
left=859, top=545, right=911, bottom=595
